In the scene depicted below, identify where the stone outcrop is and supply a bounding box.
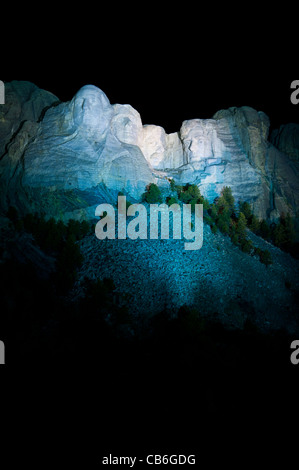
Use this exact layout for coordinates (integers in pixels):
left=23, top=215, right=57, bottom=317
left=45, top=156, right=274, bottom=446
left=139, top=126, right=184, bottom=170
left=169, top=108, right=299, bottom=220
left=270, top=123, right=299, bottom=161
left=175, top=116, right=264, bottom=209
left=0, top=84, right=155, bottom=218
left=0, top=81, right=298, bottom=221
left=0, top=81, right=59, bottom=156
left=22, top=86, right=153, bottom=196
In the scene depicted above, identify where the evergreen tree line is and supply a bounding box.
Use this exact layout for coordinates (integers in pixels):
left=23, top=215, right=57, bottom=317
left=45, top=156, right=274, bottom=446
left=6, top=208, right=92, bottom=293
left=239, top=202, right=298, bottom=258
left=2, top=197, right=298, bottom=374
left=5, top=181, right=298, bottom=281
left=142, top=181, right=298, bottom=264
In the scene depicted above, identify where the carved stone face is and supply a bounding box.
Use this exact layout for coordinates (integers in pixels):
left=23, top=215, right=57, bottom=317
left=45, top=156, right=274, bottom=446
left=72, top=85, right=113, bottom=141
left=181, top=119, right=220, bottom=163
left=110, top=103, right=143, bottom=145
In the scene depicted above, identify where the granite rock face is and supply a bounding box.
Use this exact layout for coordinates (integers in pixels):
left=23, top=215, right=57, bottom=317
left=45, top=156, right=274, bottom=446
left=0, top=81, right=298, bottom=221
left=270, top=123, right=299, bottom=161
left=176, top=116, right=261, bottom=207
left=23, top=85, right=153, bottom=194
left=268, top=123, right=299, bottom=219
left=0, top=84, right=156, bottom=217
left=0, top=81, right=59, bottom=156
left=171, top=107, right=299, bottom=219
left=139, top=126, right=184, bottom=170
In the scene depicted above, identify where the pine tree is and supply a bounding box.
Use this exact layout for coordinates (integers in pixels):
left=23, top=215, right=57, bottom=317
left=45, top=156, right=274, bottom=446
left=169, top=179, right=176, bottom=192
left=272, top=222, right=287, bottom=247
left=259, top=249, right=273, bottom=266
left=142, top=183, right=163, bottom=203
left=209, top=204, right=218, bottom=221
left=236, top=212, right=247, bottom=236
left=249, top=214, right=260, bottom=233
left=217, top=206, right=231, bottom=234
left=179, top=183, right=201, bottom=204
left=239, top=201, right=252, bottom=221
left=284, top=213, right=296, bottom=247
left=259, top=219, right=271, bottom=240
left=220, top=186, right=235, bottom=213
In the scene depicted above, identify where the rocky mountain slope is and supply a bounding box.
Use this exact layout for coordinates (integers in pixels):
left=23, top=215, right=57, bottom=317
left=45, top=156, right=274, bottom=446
left=1, top=81, right=299, bottom=336
left=73, top=219, right=299, bottom=334
left=1, top=81, right=299, bottom=222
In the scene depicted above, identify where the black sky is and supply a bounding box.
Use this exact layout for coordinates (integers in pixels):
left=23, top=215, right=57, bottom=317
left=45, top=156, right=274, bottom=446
left=2, top=9, right=298, bottom=134
left=4, top=69, right=298, bottom=135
